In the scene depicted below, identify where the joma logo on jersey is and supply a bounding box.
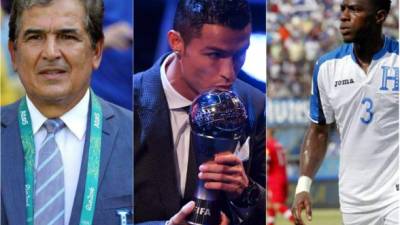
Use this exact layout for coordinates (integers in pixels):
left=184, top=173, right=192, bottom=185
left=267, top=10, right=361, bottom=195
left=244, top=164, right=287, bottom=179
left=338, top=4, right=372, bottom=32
left=380, top=66, right=399, bottom=91
left=334, top=79, right=354, bottom=87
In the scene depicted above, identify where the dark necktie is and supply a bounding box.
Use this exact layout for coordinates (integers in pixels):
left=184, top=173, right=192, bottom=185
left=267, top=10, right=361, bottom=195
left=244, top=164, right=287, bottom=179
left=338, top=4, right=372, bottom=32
left=182, top=106, right=198, bottom=205
left=34, top=119, right=65, bottom=225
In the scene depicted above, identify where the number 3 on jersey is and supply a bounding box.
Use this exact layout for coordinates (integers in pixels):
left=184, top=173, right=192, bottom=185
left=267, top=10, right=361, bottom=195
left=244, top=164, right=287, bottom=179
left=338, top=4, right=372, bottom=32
left=360, top=97, right=374, bottom=124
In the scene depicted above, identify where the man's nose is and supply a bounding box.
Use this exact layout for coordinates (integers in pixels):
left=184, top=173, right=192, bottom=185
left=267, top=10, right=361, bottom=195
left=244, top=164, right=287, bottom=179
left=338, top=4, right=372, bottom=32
left=42, top=37, right=62, bottom=61
left=221, top=58, right=237, bottom=83
left=340, top=7, right=350, bottom=22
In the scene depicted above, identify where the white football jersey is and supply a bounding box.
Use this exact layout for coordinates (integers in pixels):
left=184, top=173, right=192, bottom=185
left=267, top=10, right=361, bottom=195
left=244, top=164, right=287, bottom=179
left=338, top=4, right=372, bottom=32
left=310, top=36, right=399, bottom=213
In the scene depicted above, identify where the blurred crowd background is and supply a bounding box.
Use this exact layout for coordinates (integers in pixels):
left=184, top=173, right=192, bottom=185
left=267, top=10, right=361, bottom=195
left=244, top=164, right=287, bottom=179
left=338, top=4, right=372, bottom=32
left=267, top=0, right=399, bottom=98
left=1, top=0, right=24, bottom=106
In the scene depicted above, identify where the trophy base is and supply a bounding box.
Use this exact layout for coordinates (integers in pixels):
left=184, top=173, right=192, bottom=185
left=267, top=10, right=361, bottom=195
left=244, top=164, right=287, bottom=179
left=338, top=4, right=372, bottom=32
left=188, top=198, right=220, bottom=225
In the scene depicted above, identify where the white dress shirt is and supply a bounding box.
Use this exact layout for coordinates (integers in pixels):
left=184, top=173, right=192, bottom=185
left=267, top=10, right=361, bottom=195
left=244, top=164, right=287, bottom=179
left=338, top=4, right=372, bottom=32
left=27, top=90, right=89, bottom=225
left=160, top=53, right=192, bottom=196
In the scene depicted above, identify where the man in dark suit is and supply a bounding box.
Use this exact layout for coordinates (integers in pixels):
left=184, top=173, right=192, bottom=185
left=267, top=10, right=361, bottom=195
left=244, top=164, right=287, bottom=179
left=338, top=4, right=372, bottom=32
left=1, top=0, right=132, bottom=224
left=134, top=0, right=266, bottom=224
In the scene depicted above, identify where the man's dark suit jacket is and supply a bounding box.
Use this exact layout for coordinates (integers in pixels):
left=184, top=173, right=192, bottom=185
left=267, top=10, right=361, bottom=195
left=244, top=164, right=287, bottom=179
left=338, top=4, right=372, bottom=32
left=1, top=96, right=133, bottom=225
left=134, top=54, right=266, bottom=224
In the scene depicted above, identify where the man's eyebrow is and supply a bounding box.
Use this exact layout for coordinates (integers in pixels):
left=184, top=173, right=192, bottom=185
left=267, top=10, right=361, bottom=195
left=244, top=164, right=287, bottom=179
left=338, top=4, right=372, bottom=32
left=57, top=28, right=80, bottom=35
left=22, top=28, right=44, bottom=37
left=341, top=2, right=363, bottom=8
left=22, top=28, right=80, bottom=37
left=203, top=46, right=226, bottom=51
left=203, top=44, right=250, bottom=55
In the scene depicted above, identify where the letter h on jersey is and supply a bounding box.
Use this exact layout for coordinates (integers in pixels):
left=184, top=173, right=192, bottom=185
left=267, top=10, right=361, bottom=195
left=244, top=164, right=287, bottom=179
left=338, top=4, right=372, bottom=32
left=380, top=66, right=399, bottom=91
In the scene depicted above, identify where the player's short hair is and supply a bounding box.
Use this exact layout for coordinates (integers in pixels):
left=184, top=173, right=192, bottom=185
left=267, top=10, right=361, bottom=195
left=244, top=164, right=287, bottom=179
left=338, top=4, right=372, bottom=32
left=173, top=0, right=251, bottom=45
left=370, top=0, right=391, bottom=14
left=9, top=0, right=104, bottom=49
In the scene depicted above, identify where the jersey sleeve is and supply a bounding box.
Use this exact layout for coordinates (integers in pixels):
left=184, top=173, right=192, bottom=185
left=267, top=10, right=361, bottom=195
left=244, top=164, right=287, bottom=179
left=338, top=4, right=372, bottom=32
left=309, top=59, right=335, bottom=124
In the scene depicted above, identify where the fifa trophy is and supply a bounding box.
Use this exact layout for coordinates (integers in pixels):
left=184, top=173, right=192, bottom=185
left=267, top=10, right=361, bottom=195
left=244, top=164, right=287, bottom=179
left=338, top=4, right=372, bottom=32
left=188, top=89, right=247, bottom=225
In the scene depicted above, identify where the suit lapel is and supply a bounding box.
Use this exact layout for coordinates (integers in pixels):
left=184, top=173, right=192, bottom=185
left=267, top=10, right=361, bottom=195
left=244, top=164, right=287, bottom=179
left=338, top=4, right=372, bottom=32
left=1, top=102, right=27, bottom=225
left=137, top=62, right=182, bottom=215
left=68, top=96, right=117, bottom=225
left=97, top=99, right=117, bottom=186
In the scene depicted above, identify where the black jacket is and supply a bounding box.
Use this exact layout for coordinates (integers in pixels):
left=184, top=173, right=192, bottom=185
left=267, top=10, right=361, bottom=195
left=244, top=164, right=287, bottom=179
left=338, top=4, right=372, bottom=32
left=134, top=54, right=266, bottom=224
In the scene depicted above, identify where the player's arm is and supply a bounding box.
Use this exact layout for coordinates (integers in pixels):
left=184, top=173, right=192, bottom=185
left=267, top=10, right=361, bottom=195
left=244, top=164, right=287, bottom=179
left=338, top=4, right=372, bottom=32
left=300, top=122, right=329, bottom=181
left=292, top=122, right=329, bottom=225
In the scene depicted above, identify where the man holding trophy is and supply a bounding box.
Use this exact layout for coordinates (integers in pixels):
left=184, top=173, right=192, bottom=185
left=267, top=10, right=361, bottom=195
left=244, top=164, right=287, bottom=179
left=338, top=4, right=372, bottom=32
left=134, top=0, right=266, bottom=224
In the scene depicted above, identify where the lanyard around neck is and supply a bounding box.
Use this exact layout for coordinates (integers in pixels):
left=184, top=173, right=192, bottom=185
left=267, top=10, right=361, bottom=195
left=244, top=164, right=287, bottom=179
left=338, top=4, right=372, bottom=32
left=18, top=90, right=103, bottom=225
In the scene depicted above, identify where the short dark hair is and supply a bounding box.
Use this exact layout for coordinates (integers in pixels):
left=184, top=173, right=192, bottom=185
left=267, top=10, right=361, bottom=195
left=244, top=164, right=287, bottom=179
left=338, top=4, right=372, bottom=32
left=9, top=0, right=104, bottom=49
left=173, top=0, right=251, bottom=44
left=371, top=0, right=391, bottom=14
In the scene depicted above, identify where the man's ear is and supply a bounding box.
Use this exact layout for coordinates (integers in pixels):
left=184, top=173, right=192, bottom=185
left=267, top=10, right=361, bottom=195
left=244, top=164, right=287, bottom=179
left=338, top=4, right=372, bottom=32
left=8, top=41, right=17, bottom=72
left=375, top=9, right=387, bottom=25
left=92, top=38, right=104, bottom=69
left=167, top=30, right=184, bottom=57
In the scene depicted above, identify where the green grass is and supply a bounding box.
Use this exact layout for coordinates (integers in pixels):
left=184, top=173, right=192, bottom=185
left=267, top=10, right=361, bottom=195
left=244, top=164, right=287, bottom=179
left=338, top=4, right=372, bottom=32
left=275, top=208, right=342, bottom=225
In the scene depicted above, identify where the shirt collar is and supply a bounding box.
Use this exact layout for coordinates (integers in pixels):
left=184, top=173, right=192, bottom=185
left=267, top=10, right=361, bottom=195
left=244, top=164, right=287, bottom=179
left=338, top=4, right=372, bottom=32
left=350, top=35, right=389, bottom=63
left=26, top=89, right=90, bottom=140
left=26, top=96, right=47, bottom=135
left=160, top=53, right=192, bottom=110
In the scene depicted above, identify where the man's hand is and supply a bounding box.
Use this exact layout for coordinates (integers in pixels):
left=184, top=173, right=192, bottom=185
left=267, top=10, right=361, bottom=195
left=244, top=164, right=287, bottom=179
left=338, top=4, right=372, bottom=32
left=220, top=212, right=230, bottom=225
left=291, top=192, right=312, bottom=225
left=167, top=201, right=195, bottom=225
left=198, top=152, right=249, bottom=199
left=167, top=201, right=230, bottom=225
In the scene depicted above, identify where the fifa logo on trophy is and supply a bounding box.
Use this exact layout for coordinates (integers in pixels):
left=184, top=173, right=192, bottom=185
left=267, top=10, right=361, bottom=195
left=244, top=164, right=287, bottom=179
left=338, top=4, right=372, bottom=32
left=188, top=89, right=247, bottom=225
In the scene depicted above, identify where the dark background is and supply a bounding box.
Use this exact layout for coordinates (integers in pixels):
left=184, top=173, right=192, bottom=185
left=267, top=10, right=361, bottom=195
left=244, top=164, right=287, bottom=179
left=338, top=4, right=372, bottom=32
left=134, top=0, right=266, bottom=73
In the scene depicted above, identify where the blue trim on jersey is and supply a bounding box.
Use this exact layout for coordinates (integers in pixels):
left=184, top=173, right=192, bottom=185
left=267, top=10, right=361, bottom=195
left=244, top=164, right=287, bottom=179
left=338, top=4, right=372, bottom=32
left=320, top=43, right=353, bottom=64
left=372, top=36, right=399, bottom=60
left=352, top=36, right=399, bottom=61
left=310, top=68, right=326, bottom=124
left=309, top=36, right=398, bottom=124
left=309, top=44, right=353, bottom=124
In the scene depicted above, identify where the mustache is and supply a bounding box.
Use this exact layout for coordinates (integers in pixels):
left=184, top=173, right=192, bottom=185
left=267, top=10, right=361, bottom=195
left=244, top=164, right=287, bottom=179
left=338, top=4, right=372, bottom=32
left=36, top=61, right=69, bottom=74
